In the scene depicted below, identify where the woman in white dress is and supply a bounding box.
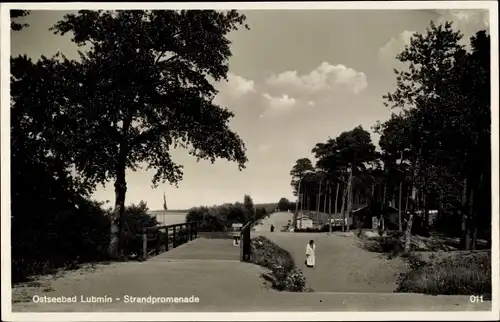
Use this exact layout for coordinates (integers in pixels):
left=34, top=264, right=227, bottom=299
left=305, top=239, right=315, bottom=268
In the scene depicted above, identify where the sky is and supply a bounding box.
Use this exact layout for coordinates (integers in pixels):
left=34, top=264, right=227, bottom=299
left=10, top=8, right=490, bottom=210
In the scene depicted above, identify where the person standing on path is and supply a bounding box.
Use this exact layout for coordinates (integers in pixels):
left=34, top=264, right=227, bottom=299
left=305, top=240, right=315, bottom=268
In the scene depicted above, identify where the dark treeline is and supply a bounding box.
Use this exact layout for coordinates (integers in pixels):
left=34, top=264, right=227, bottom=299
left=289, top=21, right=491, bottom=251
left=10, top=10, right=250, bottom=282
left=186, top=195, right=270, bottom=232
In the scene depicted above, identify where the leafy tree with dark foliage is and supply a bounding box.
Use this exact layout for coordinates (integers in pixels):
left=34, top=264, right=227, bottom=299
left=31, top=10, right=250, bottom=259
left=244, top=194, right=256, bottom=222
left=277, top=197, right=290, bottom=211
left=300, top=21, right=490, bottom=250
left=11, top=10, right=30, bottom=31
left=383, top=22, right=490, bottom=250
left=10, top=9, right=113, bottom=282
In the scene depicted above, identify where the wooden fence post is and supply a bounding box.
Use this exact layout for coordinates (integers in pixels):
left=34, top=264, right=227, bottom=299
left=165, top=227, right=169, bottom=251
left=173, top=226, right=177, bottom=248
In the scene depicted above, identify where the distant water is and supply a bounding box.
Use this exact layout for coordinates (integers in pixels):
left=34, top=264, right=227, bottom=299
left=147, top=210, right=188, bottom=225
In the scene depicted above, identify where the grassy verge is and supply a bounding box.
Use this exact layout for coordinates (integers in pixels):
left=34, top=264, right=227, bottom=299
left=356, top=230, right=466, bottom=258
left=249, top=236, right=311, bottom=292
left=396, top=251, right=491, bottom=299
left=294, top=225, right=345, bottom=233
left=356, top=229, right=491, bottom=299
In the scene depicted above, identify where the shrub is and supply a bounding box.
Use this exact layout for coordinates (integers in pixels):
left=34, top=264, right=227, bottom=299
left=186, top=206, right=227, bottom=232
left=186, top=201, right=254, bottom=232
left=275, top=267, right=307, bottom=292
left=11, top=198, right=111, bottom=282
left=294, top=225, right=336, bottom=233
left=396, top=251, right=491, bottom=299
left=250, top=236, right=309, bottom=292
left=255, top=206, right=268, bottom=221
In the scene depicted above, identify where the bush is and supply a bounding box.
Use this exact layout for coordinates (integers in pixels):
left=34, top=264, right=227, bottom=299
left=255, top=206, right=268, bottom=221
left=274, top=267, right=307, bottom=292
left=186, top=206, right=228, bottom=232
left=12, top=197, right=161, bottom=282
left=186, top=201, right=255, bottom=232
left=294, top=225, right=340, bottom=233
left=12, top=198, right=111, bottom=282
left=396, top=251, right=491, bottom=299
left=250, top=236, right=309, bottom=292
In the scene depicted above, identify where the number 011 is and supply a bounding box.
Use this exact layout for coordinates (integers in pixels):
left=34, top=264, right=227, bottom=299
left=469, top=295, right=484, bottom=303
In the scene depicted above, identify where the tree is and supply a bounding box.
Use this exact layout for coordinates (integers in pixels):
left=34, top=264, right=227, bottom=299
left=277, top=197, right=290, bottom=211
left=38, top=10, right=250, bottom=259
left=289, top=158, right=315, bottom=227
left=383, top=21, right=490, bottom=249
left=311, top=127, right=377, bottom=231
left=255, top=206, right=268, bottom=221
left=243, top=195, right=256, bottom=222
left=10, top=11, right=116, bottom=280
left=374, top=114, right=412, bottom=231
left=329, top=126, right=376, bottom=231
left=11, top=10, right=30, bottom=31
left=290, top=158, right=315, bottom=196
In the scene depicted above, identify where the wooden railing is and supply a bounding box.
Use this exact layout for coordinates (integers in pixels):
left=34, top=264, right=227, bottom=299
left=239, top=221, right=251, bottom=262
left=141, top=221, right=198, bottom=260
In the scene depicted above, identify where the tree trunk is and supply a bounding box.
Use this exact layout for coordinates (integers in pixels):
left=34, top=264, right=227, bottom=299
left=468, top=182, right=475, bottom=250
left=471, top=172, right=484, bottom=251
left=316, top=179, right=322, bottom=227
left=405, top=148, right=421, bottom=250
left=335, top=182, right=340, bottom=214
left=404, top=213, right=414, bottom=252
left=109, top=162, right=127, bottom=259
left=340, top=186, right=347, bottom=232
left=461, top=177, right=470, bottom=250
left=422, top=183, right=428, bottom=229
left=328, top=184, right=333, bottom=233
left=379, top=181, right=387, bottom=228
left=437, top=194, right=443, bottom=226
left=294, top=179, right=302, bottom=229
left=345, top=168, right=354, bottom=232
left=398, top=181, right=403, bottom=231
left=323, top=181, right=328, bottom=216
left=404, top=184, right=410, bottom=215
left=300, top=188, right=307, bottom=229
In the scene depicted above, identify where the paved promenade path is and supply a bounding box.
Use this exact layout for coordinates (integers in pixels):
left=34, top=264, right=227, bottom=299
left=11, top=212, right=491, bottom=312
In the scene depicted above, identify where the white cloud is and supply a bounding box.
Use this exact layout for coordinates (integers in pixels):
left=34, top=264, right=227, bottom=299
left=262, top=93, right=296, bottom=110
left=378, top=30, right=416, bottom=60
left=266, top=62, right=368, bottom=95
left=217, top=72, right=256, bottom=100
left=379, top=9, right=489, bottom=63
left=228, top=73, right=255, bottom=96
left=436, top=10, right=489, bottom=29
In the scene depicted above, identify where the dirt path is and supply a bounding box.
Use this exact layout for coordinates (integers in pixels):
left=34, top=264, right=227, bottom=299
left=253, top=210, right=293, bottom=232
left=255, top=212, right=406, bottom=293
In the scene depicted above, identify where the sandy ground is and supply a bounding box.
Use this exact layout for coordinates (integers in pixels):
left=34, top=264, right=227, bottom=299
left=9, top=212, right=491, bottom=312
left=254, top=212, right=406, bottom=293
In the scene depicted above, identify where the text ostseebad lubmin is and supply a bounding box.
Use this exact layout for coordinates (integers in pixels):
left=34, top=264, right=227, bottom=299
left=32, top=295, right=201, bottom=304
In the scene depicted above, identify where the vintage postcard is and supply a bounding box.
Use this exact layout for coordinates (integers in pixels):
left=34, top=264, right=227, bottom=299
left=1, top=1, right=498, bottom=321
